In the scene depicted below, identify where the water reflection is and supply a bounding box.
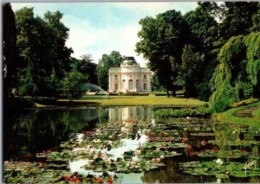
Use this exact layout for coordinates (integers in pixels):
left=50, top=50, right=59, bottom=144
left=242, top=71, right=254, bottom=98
left=4, top=106, right=260, bottom=183
left=4, top=108, right=109, bottom=161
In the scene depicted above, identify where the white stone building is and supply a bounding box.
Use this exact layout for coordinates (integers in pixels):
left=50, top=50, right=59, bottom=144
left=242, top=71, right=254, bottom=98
left=108, top=57, right=151, bottom=93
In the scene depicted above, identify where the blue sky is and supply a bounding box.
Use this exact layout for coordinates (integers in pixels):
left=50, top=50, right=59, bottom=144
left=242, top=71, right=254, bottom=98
left=11, top=3, right=198, bottom=66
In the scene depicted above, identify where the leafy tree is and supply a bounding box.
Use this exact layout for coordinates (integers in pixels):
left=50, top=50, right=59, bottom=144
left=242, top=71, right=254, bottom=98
left=178, top=44, right=204, bottom=97
left=251, top=3, right=260, bottom=32
left=70, top=55, right=98, bottom=85
left=15, top=7, right=54, bottom=96
left=184, top=2, right=219, bottom=100
left=151, top=74, right=165, bottom=91
left=3, top=3, right=18, bottom=98
left=44, top=11, right=73, bottom=78
left=61, top=71, right=87, bottom=99
left=219, top=2, right=258, bottom=41
left=97, top=51, right=123, bottom=90
left=210, top=32, right=260, bottom=112
left=136, top=10, right=191, bottom=96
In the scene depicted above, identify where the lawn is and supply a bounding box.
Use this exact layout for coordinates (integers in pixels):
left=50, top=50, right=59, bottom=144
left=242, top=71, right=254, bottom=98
left=57, top=96, right=206, bottom=107
left=217, top=101, right=260, bottom=128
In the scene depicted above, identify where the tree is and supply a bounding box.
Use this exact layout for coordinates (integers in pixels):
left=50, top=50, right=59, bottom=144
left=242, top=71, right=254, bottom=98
left=184, top=2, right=220, bottom=100
left=15, top=7, right=54, bottom=96
left=136, top=10, right=191, bottom=96
left=70, top=55, right=98, bottom=85
left=251, top=3, right=260, bottom=32
left=210, top=32, right=260, bottom=112
left=219, top=2, right=258, bottom=41
left=97, top=51, right=123, bottom=90
left=178, top=44, right=204, bottom=97
left=44, top=11, right=73, bottom=78
left=14, top=8, right=73, bottom=97
left=61, top=71, right=87, bottom=99
left=3, top=3, right=18, bottom=98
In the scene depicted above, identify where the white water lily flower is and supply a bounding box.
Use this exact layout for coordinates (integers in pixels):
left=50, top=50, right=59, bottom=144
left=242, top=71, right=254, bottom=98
left=156, top=158, right=161, bottom=163
left=135, top=150, right=142, bottom=156
left=216, top=158, right=224, bottom=165
left=160, top=155, right=165, bottom=159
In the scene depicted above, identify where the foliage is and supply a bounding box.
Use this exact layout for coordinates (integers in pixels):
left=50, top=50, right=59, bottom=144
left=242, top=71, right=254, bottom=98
left=151, top=74, right=165, bottom=91
left=71, top=55, right=98, bottom=85
left=219, top=2, right=259, bottom=41
left=178, top=44, right=204, bottom=97
left=15, top=7, right=73, bottom=97
left=154, top=107, right=211, bottom=118
left=210, top=33, right=260, bottom=112
left=136, top=10, right=191, bottom=96
left=3, top=3, right=18, bottom=98
left=61, top=71, right=87, bottom=99
left=97, top=51, right=123, bottom=90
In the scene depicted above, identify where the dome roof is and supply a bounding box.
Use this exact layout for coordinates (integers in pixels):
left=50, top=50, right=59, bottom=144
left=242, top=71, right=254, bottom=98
left=122, top=57, right=137, bottom=65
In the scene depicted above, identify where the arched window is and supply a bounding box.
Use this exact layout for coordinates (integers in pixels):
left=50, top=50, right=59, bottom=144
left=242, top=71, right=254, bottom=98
left=123, top=79, right=126, bottom=89
left=144, top=74, right=147, bottom=79
left=144, top=83, right=147, bottom=90
left=129, top=79, right=133, bottom=90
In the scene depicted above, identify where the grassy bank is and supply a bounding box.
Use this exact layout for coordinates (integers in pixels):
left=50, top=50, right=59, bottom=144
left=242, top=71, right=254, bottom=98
left=57, top=96, right=206, bottom=107
left=216, top=101, right=260, bottom=128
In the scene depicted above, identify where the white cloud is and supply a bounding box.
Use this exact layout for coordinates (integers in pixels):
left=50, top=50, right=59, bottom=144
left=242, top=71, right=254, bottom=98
left=11, top=2, right=198, bottom=67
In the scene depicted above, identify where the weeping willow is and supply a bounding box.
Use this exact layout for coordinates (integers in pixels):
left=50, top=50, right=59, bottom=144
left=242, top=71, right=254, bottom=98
left=210, top=32, right=260, bottom=112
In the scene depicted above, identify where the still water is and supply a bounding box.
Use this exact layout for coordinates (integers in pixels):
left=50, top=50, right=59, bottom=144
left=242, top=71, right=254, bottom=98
left=4, top=106, right=260, bottom=183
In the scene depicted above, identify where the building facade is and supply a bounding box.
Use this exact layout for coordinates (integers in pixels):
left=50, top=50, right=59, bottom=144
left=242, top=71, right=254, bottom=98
left=108, top=57, right=151, bottom=93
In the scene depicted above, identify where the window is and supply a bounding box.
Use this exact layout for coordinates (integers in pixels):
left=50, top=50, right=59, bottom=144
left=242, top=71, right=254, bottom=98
left=115, top=75, right=118, bottom=80
left=144, top=74, right=147, bottom=79
left=136, top=80, right=139, bottom=90
left=115, top=83, right=118, bottom=90
left=144, top=83, right=147, bottom=90
left=123, top=79, right=126, bottom=89
left=129, top=79, right=133, bottom=90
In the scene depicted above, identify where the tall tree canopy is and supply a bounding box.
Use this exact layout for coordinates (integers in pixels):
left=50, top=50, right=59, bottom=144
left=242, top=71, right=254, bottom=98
left=97, top=51, right=123, bottom=90
left=15, top=8, right=73, bottom=97
left=3, top=3, right=18, bottom=97
left=70, top=55, right=98, bottom=85
left=219, top=2, right=259, bottom=41
left=210, top=33, right=260, bottom=112
left=183, top=2, right=219, bottom=100
left=136, top=10, right=191, bottom=96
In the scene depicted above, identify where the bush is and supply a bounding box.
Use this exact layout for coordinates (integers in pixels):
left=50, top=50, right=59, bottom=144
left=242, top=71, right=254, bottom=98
left=154, top=107, right=211, bottom=118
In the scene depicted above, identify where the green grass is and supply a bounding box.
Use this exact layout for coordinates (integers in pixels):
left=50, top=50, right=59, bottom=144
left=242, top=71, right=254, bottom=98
left=217, top=101, right=260, bottom=128
left=58, top=96, right=206, bottom=107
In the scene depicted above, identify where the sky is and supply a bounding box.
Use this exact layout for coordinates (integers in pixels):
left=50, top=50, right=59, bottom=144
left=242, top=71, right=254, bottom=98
left=11, top=2, right=198, bottom=67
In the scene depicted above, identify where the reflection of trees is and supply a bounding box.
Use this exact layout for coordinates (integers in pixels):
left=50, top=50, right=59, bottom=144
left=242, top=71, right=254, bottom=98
left=4, top=108, right=109, bottom=161
left=142, top=156, right=215, bottom=183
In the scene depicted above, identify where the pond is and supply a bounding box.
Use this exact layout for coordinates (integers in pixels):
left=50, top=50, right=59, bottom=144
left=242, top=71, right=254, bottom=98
left=4, top=106, right=260, bottom=183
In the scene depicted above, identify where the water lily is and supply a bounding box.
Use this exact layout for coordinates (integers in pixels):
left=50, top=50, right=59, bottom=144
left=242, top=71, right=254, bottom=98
left=241, top=149, right=247, bottom=154
left=72, top=176, right=78, bottom=183
left=212, top=147, right=219, bottom=152
left=189, top=151, right=195, bottom=157
left=187, top=145, right=192, bottom=150
left=95, top=177, right=102, bottom=183
left=216, top=158, right=224, bottom=165
left=107, top=177, right=113, bottom=184
left=200, top=140, right=206, bottom=146
left=182, top=138, right=188, bottom=143
left=228, top=153, right=233, bottom=158
left=63, top=176, right=70, bottom=181
left=47, top=149, right=52, bottom=153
